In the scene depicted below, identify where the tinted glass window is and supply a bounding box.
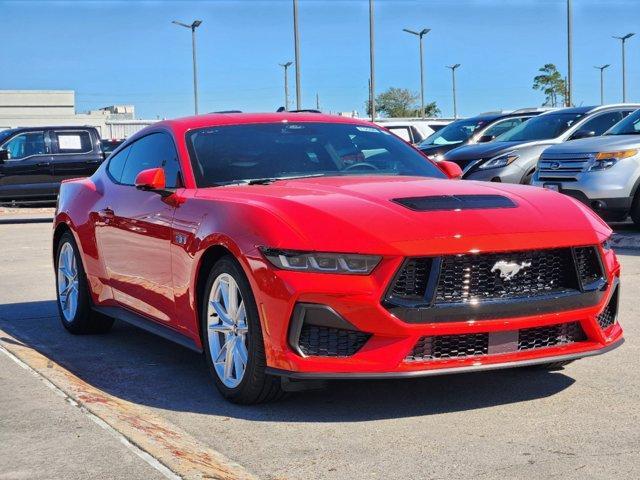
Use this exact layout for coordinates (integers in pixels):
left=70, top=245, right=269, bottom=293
left=578, top=112, right=623, bottom=136
left=186, top=122, right=446, bottom=187
left=55, top=130, right=93, bottom=154
left=496, top=112, right=585, bottom=142
left=1, top=131, right=46, bottom=160
left=107, top=145, right=132, bottom=182
left=120, top=133, right=180, bottom=187
left=605, top=109, right=640, bottom=135
left=419, top=118, right=487, bottom=147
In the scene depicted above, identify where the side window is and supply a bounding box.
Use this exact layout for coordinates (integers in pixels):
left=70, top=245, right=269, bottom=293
left=54, top=130, right=92, bottom=154
left=107, top=145, right=132, bottom=182
left=483, top=118, right=526, bottom=138
left=119, top=133, right=181, bottom=188
left=580, top=112, right=624, bottom=135
left=1, top=131, right=46, bottom=160
left=387, top=126, right=412, bottom=143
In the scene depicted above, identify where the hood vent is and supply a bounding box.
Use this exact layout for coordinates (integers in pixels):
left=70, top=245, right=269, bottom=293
left=392, top=194, right=517, bottom=212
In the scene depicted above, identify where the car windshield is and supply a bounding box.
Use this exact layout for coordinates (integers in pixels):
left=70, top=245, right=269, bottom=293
left=604, top=109, right=640, bottom=135
left=495, top=112, right=585, bottom=142
left=0, top=129, right=14, bottom=145
left=186, top=122, right=446, bottom=186
left=418, top=118, right=487, bottom=147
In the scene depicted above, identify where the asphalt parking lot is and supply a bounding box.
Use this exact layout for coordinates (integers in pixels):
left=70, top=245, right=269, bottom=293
left=1, top=213, right=639, bottom=480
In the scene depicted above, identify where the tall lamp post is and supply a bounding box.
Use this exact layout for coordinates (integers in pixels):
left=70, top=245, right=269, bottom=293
left=369, top=0, right=376, bottom=121
left=594, top=64, right=610, bottom=105
left=446, top=64, right=461, bottom=119
left=403, top=28, right=430, bottom=119
left=613, top=33, right=635, bottom=102
left=292, top=0, right=302, bottom=110
left=279, top=62, right=293, bottom=110
left=172, top=20, right=203, bottom=115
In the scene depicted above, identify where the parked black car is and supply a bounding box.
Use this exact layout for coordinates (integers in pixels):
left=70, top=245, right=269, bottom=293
left=417, top=109, right=548, bottom=160
left=0, top=126, right=103, bottom=204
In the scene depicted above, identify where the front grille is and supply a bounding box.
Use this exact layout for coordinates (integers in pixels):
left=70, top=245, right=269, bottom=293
left=390, top=258, right=431, bottom=300
left=406, top=333, right=489, bottom=360
left=538, top=153, right=593, bottom=180
left=298, top=324, right=371, bottom=357
left=574, top=246, right=603, bottom=287
left=597, top=287, right=618, bottom=330
left=407, top=322, right=587, bottom=361
left=518, top=322, right=586, bottom=350
left=434, top=248, right=578, bottom=304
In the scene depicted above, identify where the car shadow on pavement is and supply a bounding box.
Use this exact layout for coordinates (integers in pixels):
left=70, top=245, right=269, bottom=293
left=0, top=300, right=576, bottom=422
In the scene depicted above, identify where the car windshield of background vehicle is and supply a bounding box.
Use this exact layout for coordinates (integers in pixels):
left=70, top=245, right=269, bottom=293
left=604, top=110, right=640, bottom=135
left=186, top=122, right=447, bottom=186
left=495, top=112, right=585, bottom=142
left=418, top=119, right=486, bottom=147
left=0, top=129, right=14, bottom=145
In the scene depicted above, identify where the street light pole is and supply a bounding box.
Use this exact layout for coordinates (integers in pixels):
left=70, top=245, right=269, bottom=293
left=369, top=0, right=376, bottom=121
left=566, top=0, right=573, bottom=107
left=172, top=20, right=203, bottom=115
left=293, top=0, right=302, bottom=110
left=613, top=33, right=635, bottom=102
left=446, top=64, right=461, bottom=119
left=594, top=64, right=610, bottom=105
left=403, top=28, right=431, bottom=119
left=279, top=62, right=293, bottom=110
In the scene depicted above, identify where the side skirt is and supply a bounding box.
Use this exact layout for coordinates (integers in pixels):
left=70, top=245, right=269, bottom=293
left=93, top=306, right=203, bottom=353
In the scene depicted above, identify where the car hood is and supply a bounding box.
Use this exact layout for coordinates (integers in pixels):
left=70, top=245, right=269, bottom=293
left=196, top=176, right=609, bottom=255
left=417, top=143, right=460, bottom=157
left=444, top=140, right=559, bottom=162
left=543, top=134, right=640, bottom=154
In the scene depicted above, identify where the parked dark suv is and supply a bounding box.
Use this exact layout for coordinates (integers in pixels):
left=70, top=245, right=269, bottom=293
left=0, top=126, right=103, bottom=204
left=417, top=108, right=549, bottom=161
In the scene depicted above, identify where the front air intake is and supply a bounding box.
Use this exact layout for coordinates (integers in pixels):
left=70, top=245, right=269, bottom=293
left=392, top=194, right=517, bottom=212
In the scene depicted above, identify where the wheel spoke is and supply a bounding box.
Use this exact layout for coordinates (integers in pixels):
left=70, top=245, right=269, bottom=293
left=235, top=339, right=248, bottom=365
left=227, top=280, right=239, bottom=319
left=223, top=337, right=236, bottom=379
left=209, top=300, right=233, bottom=326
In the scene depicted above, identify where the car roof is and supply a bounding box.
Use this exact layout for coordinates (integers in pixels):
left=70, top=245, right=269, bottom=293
left=162, top=112, right=374, bottom=131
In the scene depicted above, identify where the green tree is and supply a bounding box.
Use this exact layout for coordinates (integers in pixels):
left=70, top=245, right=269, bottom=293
left=533, top=64, right=568, bottom=107
left=365, top=87, right=441, bottom=118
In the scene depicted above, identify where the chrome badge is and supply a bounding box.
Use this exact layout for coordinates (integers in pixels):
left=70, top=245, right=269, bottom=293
left=491, top=260, right=532, bottom=281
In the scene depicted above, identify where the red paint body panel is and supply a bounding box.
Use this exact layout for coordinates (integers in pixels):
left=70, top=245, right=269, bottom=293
left=54, top=113, right=623, bottom=376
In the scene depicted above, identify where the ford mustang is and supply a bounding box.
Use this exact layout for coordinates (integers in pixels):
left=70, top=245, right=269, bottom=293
left=53, top=113, right=623, bottom=404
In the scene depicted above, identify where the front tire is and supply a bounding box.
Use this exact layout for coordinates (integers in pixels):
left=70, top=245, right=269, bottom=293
left=630, top=190, right=640, bottom=226
left=201, top=256, right=284, bottom=404
left=55, top=231, right=114, bottom=334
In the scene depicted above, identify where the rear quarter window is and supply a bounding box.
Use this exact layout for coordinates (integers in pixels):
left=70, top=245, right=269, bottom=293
left=55, top=130, right=93, bottom=154
left=107, top=145, right=132, bottom=182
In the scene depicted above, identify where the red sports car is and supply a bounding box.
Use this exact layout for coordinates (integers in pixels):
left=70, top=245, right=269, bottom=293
left=53, top=113, right=623, bottom=404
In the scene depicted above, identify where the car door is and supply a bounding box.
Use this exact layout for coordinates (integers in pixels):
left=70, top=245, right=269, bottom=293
left=50, top=129, right=103, bottom=183
left=0, top=130, right=55, bottom=201
left=94, top=131, right=182, bottom=325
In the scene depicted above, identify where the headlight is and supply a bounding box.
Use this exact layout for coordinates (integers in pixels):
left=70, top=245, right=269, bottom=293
left=260, top=248, right=382, bottom=274
left=589, top=149, right=638, bottom=171
left=478, top=152, right=519, bottom=170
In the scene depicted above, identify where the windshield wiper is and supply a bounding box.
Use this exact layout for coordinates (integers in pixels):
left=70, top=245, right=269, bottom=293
left=245, top=173, right=327, bottom=185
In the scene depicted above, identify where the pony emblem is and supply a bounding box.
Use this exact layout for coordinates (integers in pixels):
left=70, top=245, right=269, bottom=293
left=491, top=260, right=532, bottom=281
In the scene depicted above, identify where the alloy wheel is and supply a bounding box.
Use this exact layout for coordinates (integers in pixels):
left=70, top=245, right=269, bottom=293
left=57, top=242, right=79, bottom=322
left=207, top=273, right=249, bottom=388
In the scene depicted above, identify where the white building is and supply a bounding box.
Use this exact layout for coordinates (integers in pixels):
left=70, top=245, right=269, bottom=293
left=0, top=90, right=158, bottom=139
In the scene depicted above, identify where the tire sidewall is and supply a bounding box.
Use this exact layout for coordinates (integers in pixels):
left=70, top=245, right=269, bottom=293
left=201, top=256, right=265, bottom=400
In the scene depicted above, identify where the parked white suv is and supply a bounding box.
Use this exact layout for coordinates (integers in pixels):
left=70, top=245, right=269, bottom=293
left=532, top=108, right=640, bottom=224
left=375, top=118, right=452, bottom=144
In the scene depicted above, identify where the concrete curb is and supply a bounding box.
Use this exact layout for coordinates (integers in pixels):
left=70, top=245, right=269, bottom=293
left=0, top=324, right=259, bottom=480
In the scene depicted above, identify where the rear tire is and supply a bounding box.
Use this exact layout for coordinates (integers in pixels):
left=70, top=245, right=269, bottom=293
left=201, top=256, right=285, bottom=404
left=55, top=231, right=114, bottom=334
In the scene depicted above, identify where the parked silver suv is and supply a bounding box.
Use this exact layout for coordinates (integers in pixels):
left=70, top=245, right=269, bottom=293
left=532, top=108, right=640, bottom=224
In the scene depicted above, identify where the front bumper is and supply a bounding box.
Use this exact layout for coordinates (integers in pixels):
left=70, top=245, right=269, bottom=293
left=249, top=245, right=623, bottom=378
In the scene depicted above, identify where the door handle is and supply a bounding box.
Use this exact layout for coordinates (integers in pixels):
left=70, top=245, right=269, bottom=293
left=37, top=161, right=51, bottom=167
left=85, top=159, right=102, bottom=164
left=98, top=207, right=114, bottom=219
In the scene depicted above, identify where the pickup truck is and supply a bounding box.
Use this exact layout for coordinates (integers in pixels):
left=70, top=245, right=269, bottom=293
left=0, top=126, right=104, bottom=205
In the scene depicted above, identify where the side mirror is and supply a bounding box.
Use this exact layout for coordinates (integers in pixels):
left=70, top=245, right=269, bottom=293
left=0, top=149, right=8, bottom=162
left=135, top=167, right=168, bottom=193
left=477, top=134, right=495, bottom=143
left=571, top=129, right=596, bottom=140
left=438, top=160, right=463, bottom=179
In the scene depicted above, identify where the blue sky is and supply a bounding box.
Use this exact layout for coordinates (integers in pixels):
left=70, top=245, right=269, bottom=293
left=2, top=0, right=639, bottom=119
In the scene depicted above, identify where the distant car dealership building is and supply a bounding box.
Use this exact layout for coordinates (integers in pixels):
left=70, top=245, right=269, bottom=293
left=0, top=90, right=157, bottom=139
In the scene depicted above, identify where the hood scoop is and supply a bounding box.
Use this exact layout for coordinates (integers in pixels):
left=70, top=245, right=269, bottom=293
left=392, top=194, right=517, bottom=212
